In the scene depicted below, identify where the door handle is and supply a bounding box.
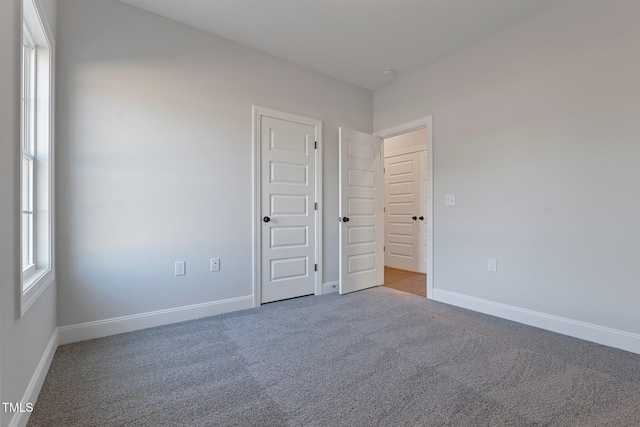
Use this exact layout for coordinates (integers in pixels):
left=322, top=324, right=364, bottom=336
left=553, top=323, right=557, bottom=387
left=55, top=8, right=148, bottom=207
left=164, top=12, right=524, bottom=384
left=263, top=216, right=271, bottom=223
left=419, top=216, right=424, bottom=220
left=412, top=216, right=417, bottom=220
left=342, top=217, right=350, bottom=222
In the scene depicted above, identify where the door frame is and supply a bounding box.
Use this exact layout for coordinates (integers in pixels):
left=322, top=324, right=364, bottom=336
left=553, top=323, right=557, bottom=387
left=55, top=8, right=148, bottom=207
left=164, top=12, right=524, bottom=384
left=252, top=106, right=323, bottom=307
left=376, top=116, right=434, bottom=298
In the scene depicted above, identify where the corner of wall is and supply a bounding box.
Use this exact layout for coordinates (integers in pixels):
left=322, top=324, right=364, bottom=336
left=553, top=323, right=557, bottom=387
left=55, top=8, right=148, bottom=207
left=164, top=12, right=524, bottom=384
left=7, top=330, right=58, bottom=427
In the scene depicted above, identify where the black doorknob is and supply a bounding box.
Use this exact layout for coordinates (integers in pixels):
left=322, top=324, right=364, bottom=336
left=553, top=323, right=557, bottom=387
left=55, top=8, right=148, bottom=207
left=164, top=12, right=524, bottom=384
left=342, top=217, right=350, bottom=222
left=263, top=216, right=271, bottom=223
left=419, top=216, right=424, bottom=220
left=412, top=216, right=417, bottom=220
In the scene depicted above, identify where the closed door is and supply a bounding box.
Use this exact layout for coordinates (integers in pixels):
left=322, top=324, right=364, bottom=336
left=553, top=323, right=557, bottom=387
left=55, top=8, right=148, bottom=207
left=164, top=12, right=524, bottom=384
left=384, top=152, right=420, bottom=272
left=260, top=114, right=318, bottom=303
left=339, top=127, right=384, bottom=294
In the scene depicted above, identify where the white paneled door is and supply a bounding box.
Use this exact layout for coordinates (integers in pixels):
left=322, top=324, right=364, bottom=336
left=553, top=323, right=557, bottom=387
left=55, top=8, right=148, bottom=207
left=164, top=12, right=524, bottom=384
left=338, top=127, right=384, bottom=294
left=384, top=152, right=419, bottom=272
left=384, top=150, right=426, bottom=273
left=259, top=110, right=320, bottom=304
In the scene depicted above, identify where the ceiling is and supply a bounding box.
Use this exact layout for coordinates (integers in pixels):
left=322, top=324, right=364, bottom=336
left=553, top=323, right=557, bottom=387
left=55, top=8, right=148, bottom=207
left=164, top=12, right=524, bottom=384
left=117, top=0, right=565, bottom=90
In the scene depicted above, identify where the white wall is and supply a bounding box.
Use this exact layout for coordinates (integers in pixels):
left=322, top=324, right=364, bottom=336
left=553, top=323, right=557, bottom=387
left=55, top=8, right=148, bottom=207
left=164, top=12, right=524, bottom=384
left=56, top=0, right=372, bottom=328
left=0, top=4, right=17, bottom=423
left=0, top=1, right=58, bottom=426
left=384, top=128, right=426, bottom=157
left=375, top=0, right=640, bottom=340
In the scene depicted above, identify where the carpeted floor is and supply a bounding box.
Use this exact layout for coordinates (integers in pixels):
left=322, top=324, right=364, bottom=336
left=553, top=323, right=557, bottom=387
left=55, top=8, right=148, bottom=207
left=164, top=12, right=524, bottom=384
left=29, top=287, right=640, bottom=426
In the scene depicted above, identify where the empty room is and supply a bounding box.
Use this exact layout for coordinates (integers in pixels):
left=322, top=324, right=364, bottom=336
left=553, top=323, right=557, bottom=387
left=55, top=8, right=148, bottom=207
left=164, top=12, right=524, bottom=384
left=1, top=0, right=640, bottom=426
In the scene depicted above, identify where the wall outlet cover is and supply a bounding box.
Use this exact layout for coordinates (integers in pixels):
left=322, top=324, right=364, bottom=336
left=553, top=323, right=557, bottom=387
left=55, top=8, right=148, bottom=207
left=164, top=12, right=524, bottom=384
left=175, top=261, right=186, bottom=276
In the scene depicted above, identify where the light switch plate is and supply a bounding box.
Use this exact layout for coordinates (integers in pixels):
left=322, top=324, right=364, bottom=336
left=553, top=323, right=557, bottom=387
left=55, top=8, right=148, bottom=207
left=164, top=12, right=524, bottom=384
left=445, top=194, right=456, bottom=206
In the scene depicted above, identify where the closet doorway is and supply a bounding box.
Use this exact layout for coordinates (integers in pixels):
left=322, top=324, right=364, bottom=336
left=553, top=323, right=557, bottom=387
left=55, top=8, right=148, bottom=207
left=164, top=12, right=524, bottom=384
left=382, top=128, right=428, bottom=297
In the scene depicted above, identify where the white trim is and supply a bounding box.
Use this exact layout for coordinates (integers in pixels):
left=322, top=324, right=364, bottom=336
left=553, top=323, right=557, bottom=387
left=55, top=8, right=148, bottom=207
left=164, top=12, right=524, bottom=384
left=252, top=106, right=323, bottom=305
left=375, top=117, right=430, bottom=139
left=58, top=296, right=253, bottom=345
left=315, top=116, right=324, bottom=296
left=8, top=329, right=58, bottom=427
left=383, top=146, right=426, bottom=159
left=322, top=281, right=339, bottom=294
left=432, top=289, right=640, bottom=355
left=378, top=136, right=385, bottom=287
left=20, top=0, right=55, bottom=317
left=376, top=116, right=434, bottom=299
left=252, top=107, right=261, bottom=307
left=20, top=269, right=54, bottom=315
left=23, top=0, right=54, bottom=49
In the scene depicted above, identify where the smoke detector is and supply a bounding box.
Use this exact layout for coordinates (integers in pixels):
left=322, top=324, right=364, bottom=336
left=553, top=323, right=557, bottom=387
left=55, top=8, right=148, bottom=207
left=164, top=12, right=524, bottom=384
left=382, top=69, right=397, bottom=78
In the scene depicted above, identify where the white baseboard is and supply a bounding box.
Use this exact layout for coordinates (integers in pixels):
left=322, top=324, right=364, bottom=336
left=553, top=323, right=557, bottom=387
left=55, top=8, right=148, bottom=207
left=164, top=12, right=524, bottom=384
left=322, top=281, right=339, bottom=294
left=432, top=288, right=640, bottom=355
left=58, top=295, right=254, bottom=345
left=9, top=329, right=59, bottom=427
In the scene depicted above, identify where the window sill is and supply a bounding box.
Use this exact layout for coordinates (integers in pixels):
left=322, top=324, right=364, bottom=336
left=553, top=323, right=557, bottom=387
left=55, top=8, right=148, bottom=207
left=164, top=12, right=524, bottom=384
left=21, top=268, right=54, bottom=317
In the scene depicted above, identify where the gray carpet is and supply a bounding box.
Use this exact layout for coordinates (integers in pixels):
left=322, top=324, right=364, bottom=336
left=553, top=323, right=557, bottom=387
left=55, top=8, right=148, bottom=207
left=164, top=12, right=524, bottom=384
left=29, top=287, right=640, bottom=426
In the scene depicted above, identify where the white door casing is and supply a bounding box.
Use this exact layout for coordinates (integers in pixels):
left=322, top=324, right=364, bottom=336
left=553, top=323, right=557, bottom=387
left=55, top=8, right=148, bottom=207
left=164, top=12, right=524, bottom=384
left=418, top=151, right=428, bottom=273
left=384, top=152, right=420, bottom=272
left=253, top=107, right=322, bottom=305
left=338, top=127, right=384, bottom=294
left=376, top=116, right=433, bottom=298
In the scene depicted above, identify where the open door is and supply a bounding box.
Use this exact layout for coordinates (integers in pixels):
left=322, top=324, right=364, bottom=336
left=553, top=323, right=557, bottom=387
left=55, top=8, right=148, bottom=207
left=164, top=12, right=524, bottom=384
left=339, top=127, right=384, bottom=294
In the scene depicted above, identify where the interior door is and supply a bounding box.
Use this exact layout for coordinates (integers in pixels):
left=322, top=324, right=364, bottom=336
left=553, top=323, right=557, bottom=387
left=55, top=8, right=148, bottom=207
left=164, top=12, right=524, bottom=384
left=418, top=151, right=428, bottom=273
left=261, top=115, right=317, bottom=303
left=384, top=152, right=420, bottom=272
left=338, top=127, right=383, bottom=294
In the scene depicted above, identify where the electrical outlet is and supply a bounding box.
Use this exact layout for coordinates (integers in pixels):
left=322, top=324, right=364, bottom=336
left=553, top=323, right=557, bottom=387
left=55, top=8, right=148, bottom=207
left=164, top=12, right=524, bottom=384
left=445, top=194, right=456, bottom=206
left=487, top=258, right=497, bottom=273
left=175, top=261, right=186, bottom=276
left=211, top=257, right=220, bottom=272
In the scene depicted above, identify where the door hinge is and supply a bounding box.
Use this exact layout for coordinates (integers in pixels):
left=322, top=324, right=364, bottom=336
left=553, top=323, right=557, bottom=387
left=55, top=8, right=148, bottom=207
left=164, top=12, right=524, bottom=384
left=315, top=202, right=318, bottom=210
left=315, top=264, right=318, bottom=272
left=315, top=141, right=317, bottom=149
left=383, top=207, right=385, bottom=212
left=383, top=246, right=385, bottom=252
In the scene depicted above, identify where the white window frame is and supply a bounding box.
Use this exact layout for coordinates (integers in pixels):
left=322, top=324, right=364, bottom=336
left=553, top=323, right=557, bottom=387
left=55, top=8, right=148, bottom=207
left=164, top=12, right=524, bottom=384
left=22, top=23, right=36, bottom=275
left=20, top=0, right=55, bottom=316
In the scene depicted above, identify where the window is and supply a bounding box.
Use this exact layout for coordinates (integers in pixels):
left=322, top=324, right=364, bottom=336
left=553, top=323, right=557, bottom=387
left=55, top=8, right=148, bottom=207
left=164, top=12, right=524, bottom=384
left=20, top=0, right=54, bottom=315
left=21, top=24, right=36, bottom=274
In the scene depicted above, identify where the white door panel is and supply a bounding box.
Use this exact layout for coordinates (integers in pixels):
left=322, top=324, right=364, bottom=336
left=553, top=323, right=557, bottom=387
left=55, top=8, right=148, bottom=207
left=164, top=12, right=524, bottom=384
left=270, top=226, right=308, bottom=248
left=339, top=127, right=383, bottom=294
left=270, top=161, right=307, bottom=184
left=384, top=152, right=419, bottom=271
left=261, top=115, right=317, bottom=303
